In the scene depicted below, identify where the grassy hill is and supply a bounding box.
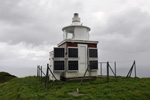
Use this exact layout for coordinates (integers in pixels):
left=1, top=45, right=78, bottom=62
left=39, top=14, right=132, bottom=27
left=0, top=72, right=16, bottom=84
left=0, top=73, right=150, bottom=100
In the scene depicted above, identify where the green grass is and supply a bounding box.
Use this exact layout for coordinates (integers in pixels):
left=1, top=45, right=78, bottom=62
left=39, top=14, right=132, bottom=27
left=0, top=73, right=150, bottom=100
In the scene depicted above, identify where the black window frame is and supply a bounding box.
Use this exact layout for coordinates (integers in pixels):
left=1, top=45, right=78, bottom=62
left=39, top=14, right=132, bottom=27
left=68, top=60, right=78, bottom=70
left=54, top=47, right=65, bottom=58
left=89, top=48, right=98, bottom=58
left=89, top=60, right=98, bottom=70
left=68, top=47, right=78, bottom=58
left=54, top=60, right=65, bottom=70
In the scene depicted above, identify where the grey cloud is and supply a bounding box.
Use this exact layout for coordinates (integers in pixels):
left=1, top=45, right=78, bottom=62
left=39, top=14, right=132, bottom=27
left=0, top=42, right=50, bottom=68
left=91, top=7, right=150, bottom=55
left=0, top=0, right=150, bottom=77
left=0, top=0, right=37, bottom=25
left=0, top=0, right=85, bottom=45
left=94, top=7, right=150, bottom=36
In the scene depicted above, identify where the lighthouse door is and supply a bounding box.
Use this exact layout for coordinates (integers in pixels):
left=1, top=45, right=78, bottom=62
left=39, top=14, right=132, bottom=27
left=78, top=44, right=87, bottom=74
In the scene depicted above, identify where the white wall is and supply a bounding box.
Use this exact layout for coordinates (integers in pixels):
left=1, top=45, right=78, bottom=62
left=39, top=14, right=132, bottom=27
left=74, top=27, right=89, bottom=40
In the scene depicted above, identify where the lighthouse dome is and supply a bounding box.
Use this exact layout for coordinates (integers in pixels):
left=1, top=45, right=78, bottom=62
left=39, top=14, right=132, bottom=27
left=62, top=13, right=91, bottom=40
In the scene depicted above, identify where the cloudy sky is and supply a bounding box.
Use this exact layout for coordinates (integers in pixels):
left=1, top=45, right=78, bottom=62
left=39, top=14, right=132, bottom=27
left=0, top=0, right=150, bottom=77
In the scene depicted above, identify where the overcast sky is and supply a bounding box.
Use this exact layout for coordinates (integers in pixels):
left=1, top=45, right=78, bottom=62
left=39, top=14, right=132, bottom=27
left=0, top=0, right=150, bottom=77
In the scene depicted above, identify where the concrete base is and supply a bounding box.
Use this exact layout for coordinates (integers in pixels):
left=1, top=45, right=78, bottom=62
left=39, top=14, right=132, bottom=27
left=60, top=76, right=97, bottom=81
left=63, top=71, right=97, bottom=78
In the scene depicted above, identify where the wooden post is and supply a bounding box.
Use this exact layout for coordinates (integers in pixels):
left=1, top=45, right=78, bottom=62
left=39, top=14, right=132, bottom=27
left=129, top=66, right=133, bottom=77
left=126, top=62, right=134, bottom=77
left=109, top=64, right=116, bottom=76
left=48, top=63, right=61, bottom=85
left=107, top=62, right=109, bottom=82
left=134, top=61, right=136, bottom=78
left=89, top=64, right=92, bottom=83
left=45, top=64, right=49, bottom=89
left=100, top=62, right=102, bottom=76
left=114, top=62, right=116, bottom=78
left=80, top=65, right=89, bottom=85
left=37, top=65, right=38, bottom=78
left=38, top=66, right=40, bottom=80
left=41, top=66, right=42, bottom=83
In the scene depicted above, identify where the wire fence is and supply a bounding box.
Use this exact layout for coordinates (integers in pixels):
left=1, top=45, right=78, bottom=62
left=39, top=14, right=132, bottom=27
left=37, top=60, right=137, bottom=89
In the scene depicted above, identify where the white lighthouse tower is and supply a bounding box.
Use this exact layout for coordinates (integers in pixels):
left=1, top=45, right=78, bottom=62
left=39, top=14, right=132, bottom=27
left=49, top=13, right=99, bottom=80
left=62, top=13, right=90, bottom=40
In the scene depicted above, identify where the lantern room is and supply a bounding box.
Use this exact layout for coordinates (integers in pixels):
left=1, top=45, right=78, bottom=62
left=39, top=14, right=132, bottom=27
left=49, top=13, right=99, bottom=80
left=62, top=13, right=90, bottom=40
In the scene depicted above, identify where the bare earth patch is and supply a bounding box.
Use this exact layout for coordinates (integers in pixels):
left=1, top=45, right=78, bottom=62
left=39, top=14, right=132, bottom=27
left=68, top=92, right=85, bottom=96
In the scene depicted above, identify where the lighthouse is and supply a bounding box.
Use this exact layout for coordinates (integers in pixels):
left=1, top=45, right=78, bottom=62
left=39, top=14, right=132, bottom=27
left=49, top=13, right=99, bottom=80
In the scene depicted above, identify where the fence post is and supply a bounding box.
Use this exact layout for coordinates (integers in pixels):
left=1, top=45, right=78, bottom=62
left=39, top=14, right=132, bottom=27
left=126, top=61, right=134, bottom=78
left=134, top=61, right=136, bottom=78
left=37, top=65, right=38, bottom=78
left=80, top=65, right=89, bottom=85
left=46, top=64, right=49, bottom=89
left=107, top=62, right=109, bottom=82
left=100, top=62, right=102, bottom=76
left=41, top=66, right=42, bottom=83
left=114, top=62, right=116, bottom=78
left=89, top=64, right=92, bottom=83
left=38, top=66, right=40, bottom=80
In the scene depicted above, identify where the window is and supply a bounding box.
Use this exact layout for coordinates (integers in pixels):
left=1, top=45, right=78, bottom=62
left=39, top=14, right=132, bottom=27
left=54, top=48, right=65, bottom=58
left=68, top=61, right=78, bottom=70
left=67, top=33, right=73, bottom=39
left=89, top=61, right=98, bottom=70
left=54, top=61, right=64, bottom=70
left=89, top=49, right=98, bottom=58
left=68, top=48, right=78, bottom=58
